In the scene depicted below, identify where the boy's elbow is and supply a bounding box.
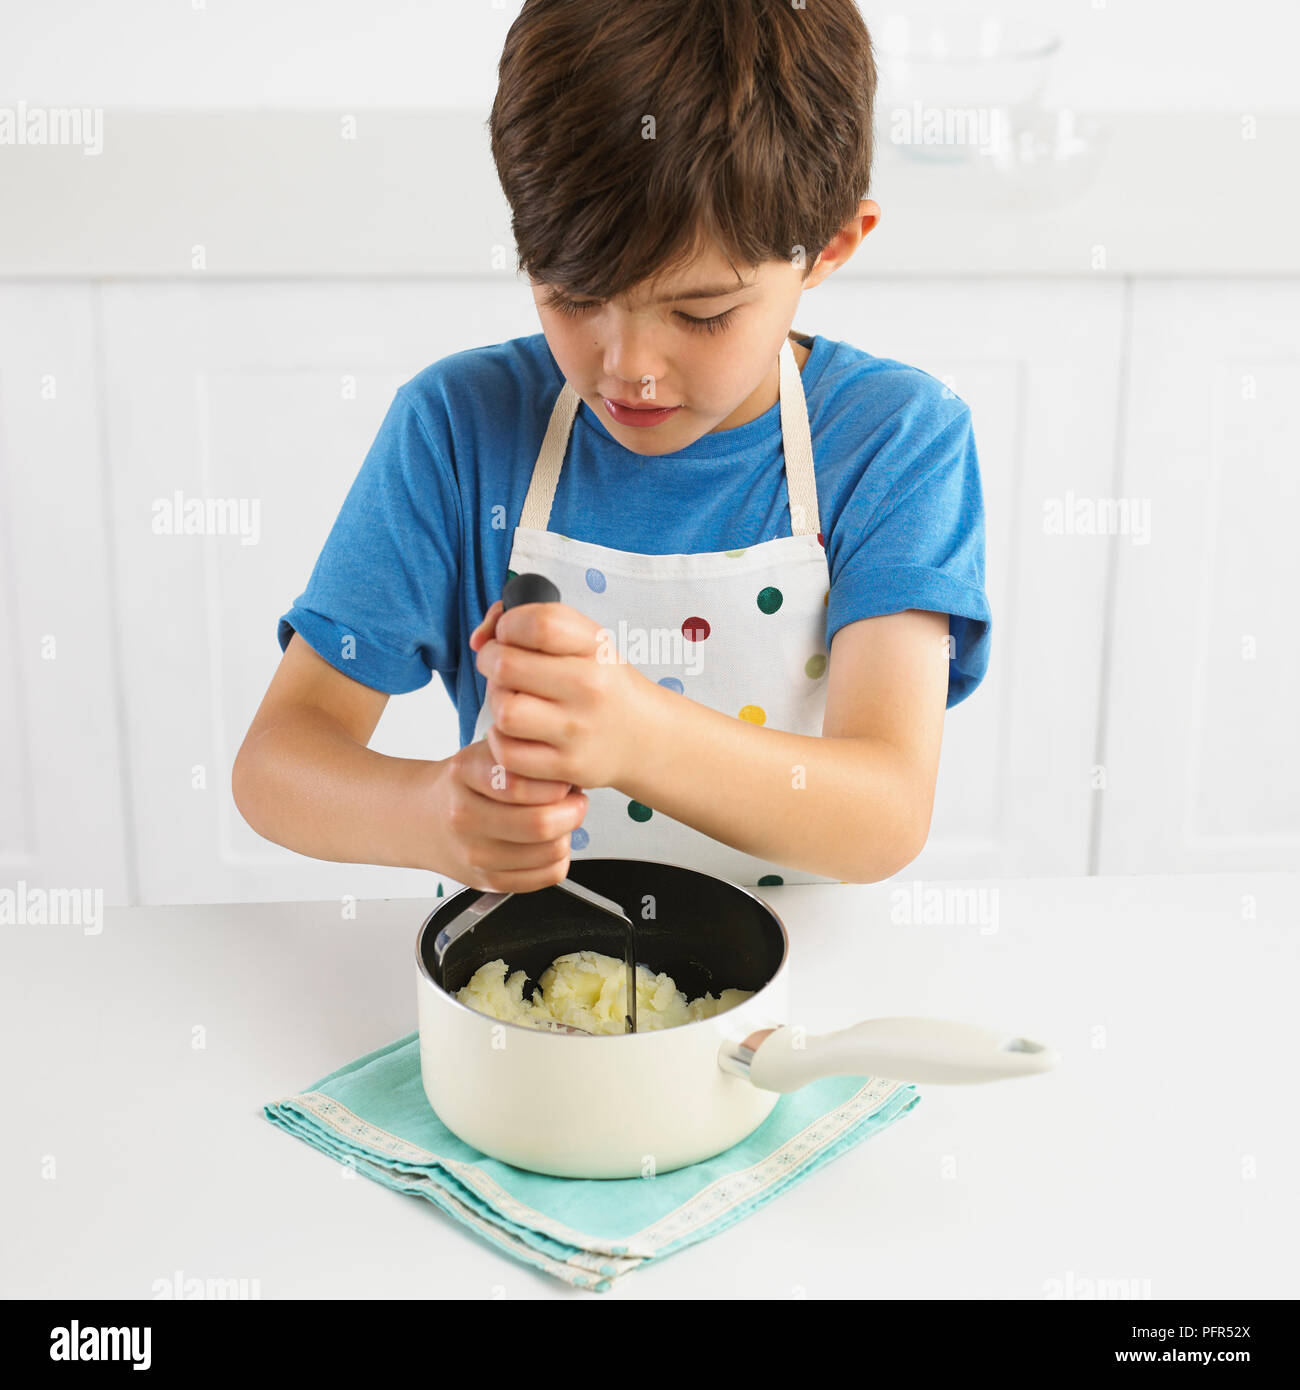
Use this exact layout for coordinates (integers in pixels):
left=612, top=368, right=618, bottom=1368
left=230, top=738, right=262, bottom=833
left=843, top=796, right=933, bottom=884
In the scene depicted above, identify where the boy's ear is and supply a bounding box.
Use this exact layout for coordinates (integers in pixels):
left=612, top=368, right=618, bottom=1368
left=805, top=199, right=881, bottom=287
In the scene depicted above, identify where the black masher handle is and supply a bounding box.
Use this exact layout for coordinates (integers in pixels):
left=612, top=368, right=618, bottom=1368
left=501, top=572, right=561, bottom=610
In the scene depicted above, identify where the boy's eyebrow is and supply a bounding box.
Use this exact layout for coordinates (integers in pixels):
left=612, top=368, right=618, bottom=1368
left=549, top=280, right=757, bottom=305
left=647, top=280, right=757, bottom=303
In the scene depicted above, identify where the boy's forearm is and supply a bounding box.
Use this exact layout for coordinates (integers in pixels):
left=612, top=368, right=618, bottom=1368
left=232, top=707, right=439, bottom=871
left=615, top=681, right=929, bottom=883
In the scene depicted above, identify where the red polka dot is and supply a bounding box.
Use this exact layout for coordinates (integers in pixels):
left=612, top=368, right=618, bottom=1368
left=681, top=616, right=711, bottom=641
left=816, top=532, right=826, bottom=547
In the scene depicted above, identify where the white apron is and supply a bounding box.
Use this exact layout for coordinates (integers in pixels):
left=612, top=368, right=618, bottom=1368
left=471, top=333, right=836, bottom=886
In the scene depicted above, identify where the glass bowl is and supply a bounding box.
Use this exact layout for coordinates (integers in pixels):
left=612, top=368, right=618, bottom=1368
left=874, top=8, right=1062, bottom=163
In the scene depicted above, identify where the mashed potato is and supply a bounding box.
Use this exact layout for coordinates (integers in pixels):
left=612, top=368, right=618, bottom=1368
left=455, top=949, right=753, bottom=1035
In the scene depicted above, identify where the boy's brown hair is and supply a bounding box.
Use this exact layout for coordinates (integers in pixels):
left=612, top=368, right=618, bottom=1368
left=489, top=0, right=876, bottom=301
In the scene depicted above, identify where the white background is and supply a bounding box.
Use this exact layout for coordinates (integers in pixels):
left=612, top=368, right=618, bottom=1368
left=3, top=0, right=1298, bottom=112
left=1, top=0, right=1297, bottom=1312
left=1, top=1, right=1297, bottom=905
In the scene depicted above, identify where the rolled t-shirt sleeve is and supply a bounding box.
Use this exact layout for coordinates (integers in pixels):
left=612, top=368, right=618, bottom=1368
left=825, top=401, right=991, bottom=707
left=277, top=387, right=463, bottom=693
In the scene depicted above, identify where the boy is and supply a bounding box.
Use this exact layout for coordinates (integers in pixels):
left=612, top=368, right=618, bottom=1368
left=233, top=0, right=990, bottom=891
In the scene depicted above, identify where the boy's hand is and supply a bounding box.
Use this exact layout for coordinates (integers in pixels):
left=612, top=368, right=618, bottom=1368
left=470, top=599, right=648, bottom=789
left=425, top=738, right=587, bottom=892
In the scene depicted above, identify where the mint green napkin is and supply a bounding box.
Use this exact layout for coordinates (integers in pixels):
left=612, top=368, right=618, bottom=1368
left=264, top=1031, right=920, bottom=1291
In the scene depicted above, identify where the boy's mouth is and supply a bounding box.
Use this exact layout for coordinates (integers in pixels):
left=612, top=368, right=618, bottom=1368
left=601, top=397, right=683, bottom=428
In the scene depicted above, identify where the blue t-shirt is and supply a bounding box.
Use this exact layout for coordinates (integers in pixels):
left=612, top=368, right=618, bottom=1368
left=279, top=331, right=991, bottom=747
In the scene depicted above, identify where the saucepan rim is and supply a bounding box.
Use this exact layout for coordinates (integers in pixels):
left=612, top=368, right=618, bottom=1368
left=414, top=856, right=791, bottom=1041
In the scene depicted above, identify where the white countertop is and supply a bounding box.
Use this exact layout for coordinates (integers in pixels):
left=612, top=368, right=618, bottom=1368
left=2, top=872, right=1296, bottom=1299
left=2, top=109, right=1298, bottom=276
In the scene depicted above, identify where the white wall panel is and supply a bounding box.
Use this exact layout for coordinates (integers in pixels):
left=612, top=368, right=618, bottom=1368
left=0, top=285, right=131, bottom=904
left=1098, top=281, right=1300, bottom=873
left=99, top=280, right=539, bottom=903
left=801, top=279, right=1125, bottom=876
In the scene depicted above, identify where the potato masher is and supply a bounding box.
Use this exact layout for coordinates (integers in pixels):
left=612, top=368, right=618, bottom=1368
left=442, top=570, right=638, bottom=1034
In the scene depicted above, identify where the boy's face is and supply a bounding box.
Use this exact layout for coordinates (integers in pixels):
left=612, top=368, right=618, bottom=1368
left=530, top=208, right=875, bottom=455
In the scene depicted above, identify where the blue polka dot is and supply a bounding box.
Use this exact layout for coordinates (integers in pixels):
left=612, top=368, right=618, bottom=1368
left=571, top=827, right=589, bottom=850
left=600, top=1264, right=616, bottom=1276
left=585, top=567, right=607, bottom=593
left=657, top=677, right=684, bottom=694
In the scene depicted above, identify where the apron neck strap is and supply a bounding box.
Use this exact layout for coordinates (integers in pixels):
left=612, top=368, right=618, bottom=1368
left=777, top=332, right=820, bottom=536
left=520, top=335, right=820, bottom=535
left=520, top=375, right=579, bottom=530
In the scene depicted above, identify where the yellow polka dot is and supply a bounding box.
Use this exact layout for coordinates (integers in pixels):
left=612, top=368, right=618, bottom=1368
left=725, top=548, right=747, bottom=558
left=738, top=704, right=766, bottom=725
left=823, top=589, right=829, bottom=606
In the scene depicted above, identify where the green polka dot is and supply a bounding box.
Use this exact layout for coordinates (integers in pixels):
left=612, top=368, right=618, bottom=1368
left=600, top=1264, right=616, bottom=1276
left=758, top=874, right=784, bottom=886
left=805, top=653, right=827, bottom=679
left=505, top=568, right=518, bottom=583
left=725, top=548, right=747, bottom=558
left=757, top=586, right=784, bottom=614
left=627, top=801, right=653, bottom=823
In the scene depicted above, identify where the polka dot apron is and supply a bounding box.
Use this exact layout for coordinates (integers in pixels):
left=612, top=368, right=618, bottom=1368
left=472, top=333, right=836, bottom=886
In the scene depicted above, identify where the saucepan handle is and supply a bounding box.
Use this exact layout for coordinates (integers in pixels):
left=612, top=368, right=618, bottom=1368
left=728, top=1017, right=1060, bottom=1092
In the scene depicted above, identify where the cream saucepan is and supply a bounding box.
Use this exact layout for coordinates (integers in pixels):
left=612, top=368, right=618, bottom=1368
left=416, top=858, right=1058, bottom=1179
